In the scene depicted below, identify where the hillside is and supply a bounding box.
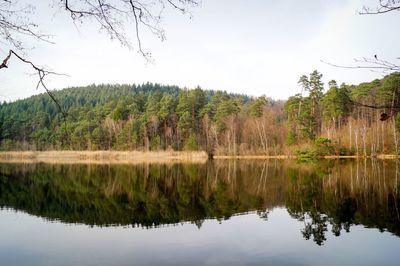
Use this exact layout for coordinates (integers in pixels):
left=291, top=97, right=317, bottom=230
left=0, top=83, right=278, bottom=154
left=1, top=71, right=400, bottom=157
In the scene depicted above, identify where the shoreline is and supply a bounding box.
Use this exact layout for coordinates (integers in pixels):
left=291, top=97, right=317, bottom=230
left=214, top=155, right=399, bottom=159
left=0, top=151, right=398, bottom=164
left=0, top=151, right=209, bottom=165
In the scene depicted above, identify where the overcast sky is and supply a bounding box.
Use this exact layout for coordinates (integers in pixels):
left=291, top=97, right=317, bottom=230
left=0, top=0, right=399, bottom=101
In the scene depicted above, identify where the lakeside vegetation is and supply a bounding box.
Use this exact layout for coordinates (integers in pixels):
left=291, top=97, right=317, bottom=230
left=0, top=150, right=208, bottom=164
left=1, top=71, right=400, bottom=157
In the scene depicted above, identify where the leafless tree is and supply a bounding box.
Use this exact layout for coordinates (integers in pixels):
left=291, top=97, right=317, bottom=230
left=0, top=0, right=200, bottom=106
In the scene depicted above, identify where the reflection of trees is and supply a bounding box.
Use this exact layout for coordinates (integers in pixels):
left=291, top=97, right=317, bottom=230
left=286, top=163, right=332, bottom=245
left=0, top=159, right=399, bottom=239
left=0, top=161, right=288, bottom=227
left=286, top=159, right=400, bottom=245
left=301, top=211, right=328, bottom=246
left=292, top=197, right=356, bottom=245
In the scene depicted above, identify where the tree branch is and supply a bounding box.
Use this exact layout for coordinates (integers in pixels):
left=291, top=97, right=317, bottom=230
left=321, top=56, right=400, bottom=74
left=60, top=0, right=200, bottom=61
left=349, top=99, right=400, bottom=110
left=0, top=1, right=53, bottom=50
left=360, top=0, right=400, bottom=15
left=0, top=49, right=68, bottom=122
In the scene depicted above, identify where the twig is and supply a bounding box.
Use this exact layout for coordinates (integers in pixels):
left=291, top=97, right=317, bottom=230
left=321, top=59, right=400, bottom=73
left=0, top=49, right=70, bottom=137
left=360, top=0, right=400, bottom=15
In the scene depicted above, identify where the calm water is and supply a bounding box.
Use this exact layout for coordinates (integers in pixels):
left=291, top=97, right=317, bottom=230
left=0, top=160, right=399, bottom=266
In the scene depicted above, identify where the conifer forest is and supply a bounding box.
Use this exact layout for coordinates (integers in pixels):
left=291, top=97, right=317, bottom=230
left=1, top=71, right=400, bottom=157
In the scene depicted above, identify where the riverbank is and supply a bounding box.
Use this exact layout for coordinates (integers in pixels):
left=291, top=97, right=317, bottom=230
left=0, top=151, right=208, bottom=164
left=0, top=151, right=398, bottom=164
left=214, top=154, right=400, bottom=159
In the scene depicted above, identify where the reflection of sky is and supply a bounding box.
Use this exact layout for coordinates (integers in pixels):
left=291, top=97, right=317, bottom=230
left=0, top=208, right=399, bottom=266
left=1, top=0, right=400, bottom=101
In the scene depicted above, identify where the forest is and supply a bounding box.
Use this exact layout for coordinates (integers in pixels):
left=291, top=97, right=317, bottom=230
left=1, top=71, right=400, bottom=156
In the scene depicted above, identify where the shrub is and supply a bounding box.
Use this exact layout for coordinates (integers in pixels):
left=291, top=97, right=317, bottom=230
left=184, top=135, right=198, bottom=151
left=314, top=137, right=335, bottom=156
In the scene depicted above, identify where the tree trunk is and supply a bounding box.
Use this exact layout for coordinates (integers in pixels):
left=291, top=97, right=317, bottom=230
left=393, top=116, right=398, bottom=155
left=355, top=128, right=359, bottom=156
left=362, top=124, right=367, bottom=157
left=349, top=120, right=352, bottom=152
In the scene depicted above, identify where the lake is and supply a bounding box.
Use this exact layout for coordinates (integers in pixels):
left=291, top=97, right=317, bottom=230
left=0, top=160, right=399, bottom=266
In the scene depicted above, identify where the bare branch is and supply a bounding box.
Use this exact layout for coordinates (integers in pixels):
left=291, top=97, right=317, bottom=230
left=58, top=0, right=199, bottom=61
left=0, top=1, right=53, bottom=50
left=360, top=0, right=400, bottom=15
left=0, top=0, right=200, bottom=61
left=57, top=0, right=199, bottom=61
left=321, top=56, right=400, bottom=74
left=349, top=99, right=400, bottom=110
left=0, top=49, right=68, bottom=120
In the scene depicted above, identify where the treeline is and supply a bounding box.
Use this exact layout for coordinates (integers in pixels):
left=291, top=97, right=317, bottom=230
left=1, top=72, right=400, bottom=155
left=0, top=83, right=285, bottom=154
left=285, top=71, right=400, bottom=156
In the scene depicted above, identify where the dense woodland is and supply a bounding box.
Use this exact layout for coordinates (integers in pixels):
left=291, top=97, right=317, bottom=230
left=1, top=71, right=400, bottom=156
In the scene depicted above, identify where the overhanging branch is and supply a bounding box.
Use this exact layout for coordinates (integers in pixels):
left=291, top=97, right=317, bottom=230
left=321, top=57, right=400, bottom=73
left=0, top=49, right=68, bottom=122
left=360, top=0, right=400, bottom=15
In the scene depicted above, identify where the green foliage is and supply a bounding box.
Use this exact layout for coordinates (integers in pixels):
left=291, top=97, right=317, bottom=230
left=322, top=82, right=350, bottom=124
left=158, top=94, right=174, bottom=122
left=112, top=101, right=129, bottom=120
left=150, top=135, right=161, bottom=150
left=184, top=134, right=198, bottom=151
left=285, top=71, right=325, bottom=143
left=214, top=98, right=241, bottom=131
left=378, top=73, right=400, bottom=104
left=295, top=148, right=319, bottom=161
left=250, top=96, right=267, bottom=117
left=3, top=71, right=400, bottom=154
left=145, top=92, right=163, bottom=117
left=287, top=71, right=400, bottom=151
left=295, top=138, right=335, bottom=160
left=177, top=111, right=191, bottom=136
left=0, top=83, right=252, bottom=151
left=314, top=137, right=335, bottom=156
left=286, top=130, right=297, bottom=146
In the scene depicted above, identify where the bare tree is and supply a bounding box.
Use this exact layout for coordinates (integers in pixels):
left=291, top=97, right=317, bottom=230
left=0, top=0, right=200, bottom=105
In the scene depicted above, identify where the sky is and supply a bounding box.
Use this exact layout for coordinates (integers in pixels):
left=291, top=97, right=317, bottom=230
left=0, top=0, right=399, bottom=101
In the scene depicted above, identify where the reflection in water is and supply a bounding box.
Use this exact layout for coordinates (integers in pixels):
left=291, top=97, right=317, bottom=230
left=0, top=160, right=399, bottom=245
left=286, top=160, right=400, bottom=245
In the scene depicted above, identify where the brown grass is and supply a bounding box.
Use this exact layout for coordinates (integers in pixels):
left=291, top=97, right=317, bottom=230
left=214, top=154, right=400, bottom=160
left=0, top=150, right=208, bottom=165
left=0, top=151, right=398, bottom=165
left=213, top=155, right=291, bottom=159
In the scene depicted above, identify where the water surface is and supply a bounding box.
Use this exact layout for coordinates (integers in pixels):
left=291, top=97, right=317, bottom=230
left=0, top=160, right=399, bottom=265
